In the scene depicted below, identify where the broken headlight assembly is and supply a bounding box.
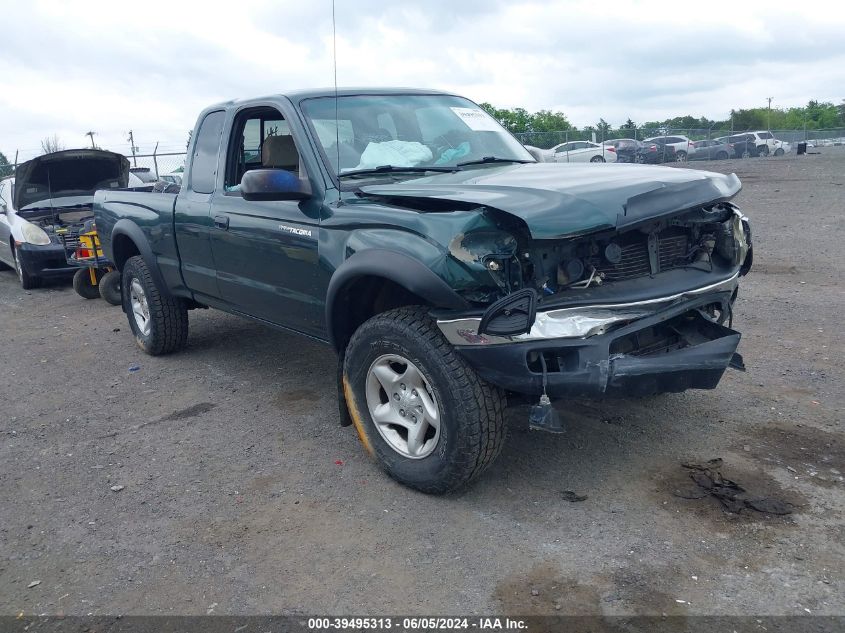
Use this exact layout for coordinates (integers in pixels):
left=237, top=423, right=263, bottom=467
left=715, top=211, right=751, bottom=268
left=449, top=230, right=522, bottom=291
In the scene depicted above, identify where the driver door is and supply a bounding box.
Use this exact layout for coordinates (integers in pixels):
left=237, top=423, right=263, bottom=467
left=208, top=105, right=324, bottom=337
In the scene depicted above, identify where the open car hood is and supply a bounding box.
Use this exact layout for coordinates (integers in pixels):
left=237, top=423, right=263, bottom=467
left=14, top=149, right=130, bottom=211
left=359, top=163, right=741, bottom=239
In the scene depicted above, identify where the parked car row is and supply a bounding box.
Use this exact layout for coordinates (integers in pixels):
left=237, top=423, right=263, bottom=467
left=597, top=130, right=793, bottom=163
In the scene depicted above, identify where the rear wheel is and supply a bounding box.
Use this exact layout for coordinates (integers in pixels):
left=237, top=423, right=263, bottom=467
left=774, top=148, right=785, bottom=156
left=122, top=255, right=188, bottom=355
left=716, top=151, right=729, bottom=160
left=13, top=248, right=41, bottom=290
left=98, top=269, right=122, bottom=305
left=741, top=150, right=751, bottom=158
left=675, top=150, right=687, bottom=162
left=73, top=268, right=102, bottom=299
left=590, top=156, right=605, bottom=163
left=758, top=145, right=770, bottom=157
left=343, top=306, right=506, bottom=494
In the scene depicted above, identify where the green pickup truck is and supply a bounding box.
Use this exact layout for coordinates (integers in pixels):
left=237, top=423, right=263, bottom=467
left=94, top=88, right=753, bottom=493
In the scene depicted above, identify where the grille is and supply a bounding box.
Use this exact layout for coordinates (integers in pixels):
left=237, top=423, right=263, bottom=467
left=590, top=231, right=690, bottom=282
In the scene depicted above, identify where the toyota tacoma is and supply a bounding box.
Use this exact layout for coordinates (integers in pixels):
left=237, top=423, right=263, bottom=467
left=94, top=89, right=753, bottom=493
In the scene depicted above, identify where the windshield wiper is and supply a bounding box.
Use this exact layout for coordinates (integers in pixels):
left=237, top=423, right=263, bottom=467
left=339, top=165, right=461, bottom=178
left=456, top=156, right=533, bottom=167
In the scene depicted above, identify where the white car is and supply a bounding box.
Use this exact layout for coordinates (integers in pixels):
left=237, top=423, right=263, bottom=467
left=642, top=135, right=695, bottom=161
left=547, top=141, right=617, bottom=163
left=0, top=149, right=130, bottom=289
left=747, top=131, right=791, bottom=156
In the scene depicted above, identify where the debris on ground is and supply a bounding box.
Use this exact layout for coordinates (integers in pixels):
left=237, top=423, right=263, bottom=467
left=110, top=485, right=125, bottom=492
left=128, top=365, right=140, bottom=372
left=27, top=580, right=41, bottom=588
left=674, top=459, right=793, bottom=515
left=561, top=490, right=587, bottom=502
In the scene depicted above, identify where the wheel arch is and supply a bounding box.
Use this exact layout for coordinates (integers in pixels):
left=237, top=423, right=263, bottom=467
left=326, top=249, right=470, bottom=352
left=110, top=219, right=170, bottom=296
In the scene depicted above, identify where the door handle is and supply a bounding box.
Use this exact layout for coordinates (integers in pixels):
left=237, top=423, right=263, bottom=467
left=213, top=215, right=229, bottom=230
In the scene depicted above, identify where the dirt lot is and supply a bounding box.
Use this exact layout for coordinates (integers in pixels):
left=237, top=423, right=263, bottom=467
left=1, top=150, right=843, bottom=618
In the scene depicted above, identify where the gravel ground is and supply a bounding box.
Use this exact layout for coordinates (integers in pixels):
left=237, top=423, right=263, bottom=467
left=1, top=149, right=843, bottom=617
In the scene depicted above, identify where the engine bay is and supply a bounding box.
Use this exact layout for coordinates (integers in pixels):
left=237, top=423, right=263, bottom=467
left=453, top=203, right=751, bottom=303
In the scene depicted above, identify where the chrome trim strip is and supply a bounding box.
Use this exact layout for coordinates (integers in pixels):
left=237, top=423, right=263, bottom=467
left=437, top=273, right=739, bottom=346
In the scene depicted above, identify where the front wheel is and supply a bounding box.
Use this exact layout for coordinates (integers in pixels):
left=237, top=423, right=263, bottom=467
left=343, top=306, right=506, bottom=494
left=122, top=256, right=188, bottom=355
left=13, top=248, right=41, bottom=290
left=590, top=156, right=605, bottom=163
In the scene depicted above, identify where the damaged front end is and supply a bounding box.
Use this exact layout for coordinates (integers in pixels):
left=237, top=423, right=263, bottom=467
left=436, top=203, right=752, bottom=401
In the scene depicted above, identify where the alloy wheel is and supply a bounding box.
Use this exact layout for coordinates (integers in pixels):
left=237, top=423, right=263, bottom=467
left=129, top=278, right=151, bottom=336
left=365, top=354, right=441, bottom=459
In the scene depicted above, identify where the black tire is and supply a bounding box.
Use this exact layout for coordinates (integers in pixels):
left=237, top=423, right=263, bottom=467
left=13, top=248, right=41, bottom=290
left=758, top=145, right=769, bottom=157
left=774, top=148, right=784, bottom=156
left=590, top=156, right=605, bottom=163
left=73, top=268, right=102, bottom=299
left=122, top=255, right=188, bottom=355
left=98, top=270, right=122, bottom=305
left=716, top=151, right=729, bottom=160
left=343, top=306, right=506, bottom=494
left=675, top=150, right=687, bottom=162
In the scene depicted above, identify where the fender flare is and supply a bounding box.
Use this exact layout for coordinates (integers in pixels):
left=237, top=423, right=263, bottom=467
left=325, top=248, right=469, bottom=350
left=110, top=219, right=170, bottom=296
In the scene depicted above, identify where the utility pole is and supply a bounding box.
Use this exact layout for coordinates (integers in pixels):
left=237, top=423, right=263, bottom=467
left=127, top=130, right=138, bottom=167
left=766, top=97, right=773, bottom=131
left=85, top=131, right=97, bottom=148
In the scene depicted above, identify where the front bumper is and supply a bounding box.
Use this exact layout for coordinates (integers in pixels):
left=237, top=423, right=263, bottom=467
left=440, top=280, right=742, bottom=398
left=16, top=243, right=76, bottom=278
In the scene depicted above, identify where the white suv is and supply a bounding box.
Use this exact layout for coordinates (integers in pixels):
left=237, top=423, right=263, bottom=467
left=642, top=135, right=695, bottom=161
left=747, top=131, right=791, bottom=156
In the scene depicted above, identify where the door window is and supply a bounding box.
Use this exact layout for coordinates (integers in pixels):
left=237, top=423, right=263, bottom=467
left=225, top=107, right=301, bottom=191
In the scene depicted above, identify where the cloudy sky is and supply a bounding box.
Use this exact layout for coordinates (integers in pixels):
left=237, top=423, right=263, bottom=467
left=1, top=0, right=843, bottom=161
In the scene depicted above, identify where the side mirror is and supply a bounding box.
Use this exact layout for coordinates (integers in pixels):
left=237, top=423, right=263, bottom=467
left=241, top=169, right=312, bottom=201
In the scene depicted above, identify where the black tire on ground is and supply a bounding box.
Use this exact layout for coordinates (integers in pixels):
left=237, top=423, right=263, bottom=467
left=343, top=306, right=507, bottom=494
left=99, top=269, right=122, bottom=305
left=122, top=255, right=188, bottom=355
left=590, top=156, right=605, bottom=163
left=774, top=148, right=785, bottom=156
left=758, top=145, right=770, bottom=157
left=675, top=150, right=687, bottom=162
left=716, top=151, right=729, bottom=160
left=73, top=268, right=102, bottom=299
left=14, top=248, right=41, bottom=290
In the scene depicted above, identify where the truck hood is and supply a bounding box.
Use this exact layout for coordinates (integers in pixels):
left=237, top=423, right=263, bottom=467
left=14, top=149, right=130, bottom=211
left=359, top=163, right=741, bottom=239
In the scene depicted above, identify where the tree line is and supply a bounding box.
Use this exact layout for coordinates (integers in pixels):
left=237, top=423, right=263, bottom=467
left=481, top=99, right=845, bottom=146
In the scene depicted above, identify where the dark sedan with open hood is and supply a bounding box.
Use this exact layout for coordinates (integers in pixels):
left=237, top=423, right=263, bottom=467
left=0, top=149, right=129, bottom=288
left=93, top=89, right=753, bottom=493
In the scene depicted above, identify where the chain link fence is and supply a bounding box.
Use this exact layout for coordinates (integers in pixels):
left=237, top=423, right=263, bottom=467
left=4, top=126, right=845, bottom=178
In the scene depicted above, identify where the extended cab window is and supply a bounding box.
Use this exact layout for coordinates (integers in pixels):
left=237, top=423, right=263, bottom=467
left=191, top=110, right=225, bottom=194
left=225, top=107, right=300, bottom=191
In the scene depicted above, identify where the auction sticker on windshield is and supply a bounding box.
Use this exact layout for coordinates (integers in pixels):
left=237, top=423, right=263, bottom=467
left=451, top=107, right=501, bottom=131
